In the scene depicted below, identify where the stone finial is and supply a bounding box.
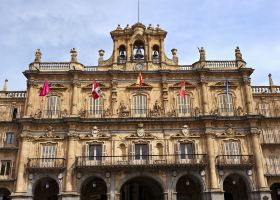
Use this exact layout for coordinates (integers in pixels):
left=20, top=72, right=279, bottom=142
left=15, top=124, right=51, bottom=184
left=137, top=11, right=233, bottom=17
left=235, top=46, right=243, bottom=61
left=198, top=47, right=206, bottom=62
left=124, top=24, right=130, bottom=30
left=99, top=49, right=105, bottom=57
left=2, top=79, right=8, bottom=91
left=34, top=49, right=42, bottom=62
left=116, top=24, right=122, bottom=30
left=171, top=48, right=177, bottom=56
left=70, top=48, right=77, bottom=62
left=268, top=73, right=275, bottom=86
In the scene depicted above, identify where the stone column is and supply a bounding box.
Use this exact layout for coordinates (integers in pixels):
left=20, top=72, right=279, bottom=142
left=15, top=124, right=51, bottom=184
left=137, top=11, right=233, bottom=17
left=15, top=136, right=29, bottom=193
left=251, top=128, right=267, bottom=189
left=71, top=80, right=79, bottom=116
left=24, top=80, right=35, bottom=117
left=243, top=77, right=253, bottom=114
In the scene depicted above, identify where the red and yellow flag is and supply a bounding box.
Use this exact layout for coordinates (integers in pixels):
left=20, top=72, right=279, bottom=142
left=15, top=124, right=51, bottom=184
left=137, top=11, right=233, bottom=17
left=136, top=72, right=143, bottom=86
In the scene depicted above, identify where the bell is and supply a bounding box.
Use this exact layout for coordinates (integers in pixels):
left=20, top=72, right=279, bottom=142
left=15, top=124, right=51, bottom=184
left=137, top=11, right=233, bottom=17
left=153, top=50, right=159, bottom=58
left=134, top=48, right=144, bottom=59
left=119, top=50, right=126, bottom=59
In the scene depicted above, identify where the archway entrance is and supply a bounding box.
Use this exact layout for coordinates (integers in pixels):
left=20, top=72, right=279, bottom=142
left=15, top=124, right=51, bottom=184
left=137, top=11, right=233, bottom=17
left=0, top=188, right=11, bottom=200
left=34, top=177, right=59, bottom=200
left=223, top=174, right=249, bottom=200
left=271, top=183, right=280, bottom=200
left=120, top=176, right=163, bottom=200
left=81, top=177, right=107, bottom=200
left=176, top=175, right=202, bottom=200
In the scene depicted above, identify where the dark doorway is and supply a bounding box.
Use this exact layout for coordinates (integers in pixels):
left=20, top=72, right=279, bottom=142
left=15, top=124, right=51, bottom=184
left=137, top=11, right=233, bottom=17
left=223, top=174, right=248, bottom=200
left=81, top=177, right=107, bottom=200
left=271, top=183, right=280, bottom=200
left=120, top=176, right=163, bottom=200
left=34, top=177, right=59, bottom=200
left=176, top=175, right=202, bottom=200
left=0, top=188, right=11, bottom=200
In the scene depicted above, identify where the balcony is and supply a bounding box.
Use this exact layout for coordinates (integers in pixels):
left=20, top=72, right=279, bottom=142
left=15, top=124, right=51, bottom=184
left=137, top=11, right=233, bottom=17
left=216, top=155, right=254, bottom=169
left=75, top=154, right=207, bottom=170
left=0, top=167, right=15, bottom=182
left=84, top=110, right=104, bottom=118
left=257, top=109, right=280, bottom=118
left=27, top=158, right=66, bottom=172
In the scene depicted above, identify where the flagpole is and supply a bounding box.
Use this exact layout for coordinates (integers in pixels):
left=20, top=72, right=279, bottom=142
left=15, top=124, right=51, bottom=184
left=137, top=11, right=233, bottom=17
left=138, top=0, right=140, bottom=23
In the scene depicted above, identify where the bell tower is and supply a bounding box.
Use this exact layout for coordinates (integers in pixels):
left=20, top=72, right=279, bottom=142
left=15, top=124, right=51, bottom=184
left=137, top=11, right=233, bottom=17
left=97, top=23, right=178, bottom=71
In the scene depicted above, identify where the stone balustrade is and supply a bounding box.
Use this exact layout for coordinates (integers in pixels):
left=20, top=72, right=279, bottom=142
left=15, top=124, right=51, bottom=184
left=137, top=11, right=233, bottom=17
left=0, top=91, right=26, bottom=98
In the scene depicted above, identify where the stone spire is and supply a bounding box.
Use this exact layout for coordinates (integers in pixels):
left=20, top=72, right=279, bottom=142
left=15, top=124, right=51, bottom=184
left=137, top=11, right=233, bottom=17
left=70, top=48, right=78, bottom=62
left=34, top=49, right=42, bottom=62
left=2, top=79, right=8, bottom=91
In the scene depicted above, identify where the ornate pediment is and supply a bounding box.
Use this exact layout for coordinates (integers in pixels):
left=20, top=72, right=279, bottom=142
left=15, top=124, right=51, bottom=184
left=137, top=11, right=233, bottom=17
left=80, top=126, right=111, bottom=140
left=126, top=123, right=155, bottom=139
left=170, top=81, right=195, bottom=89
left=82, top=82, right=109, bottom=90
left=47, top=83, right=67, bottom=91
left=210, top=81, right=237, bottom=89
left=126, top=83, right=153, bottom=90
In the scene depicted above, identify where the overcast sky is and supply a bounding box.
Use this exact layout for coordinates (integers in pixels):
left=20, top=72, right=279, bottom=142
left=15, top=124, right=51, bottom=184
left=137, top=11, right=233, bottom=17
left=0, top=0, right=279, bottom=90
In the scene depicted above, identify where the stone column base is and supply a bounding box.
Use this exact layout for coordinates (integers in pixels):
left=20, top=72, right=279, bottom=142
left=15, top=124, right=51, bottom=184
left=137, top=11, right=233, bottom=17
left=10, top=193, right=33, bottom=200
left=202, top=191, right=224, bottom=200
left=58, top=192, right=80, bottom=200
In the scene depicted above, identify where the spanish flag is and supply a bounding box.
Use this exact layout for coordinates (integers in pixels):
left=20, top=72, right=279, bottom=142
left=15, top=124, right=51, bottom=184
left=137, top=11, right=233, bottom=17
left=136, top=72, right=143, bottom=86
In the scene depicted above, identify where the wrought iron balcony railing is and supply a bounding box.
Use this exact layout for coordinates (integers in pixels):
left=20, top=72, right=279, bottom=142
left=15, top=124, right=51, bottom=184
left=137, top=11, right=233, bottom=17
left=216, top=155, right=254, bottom=168
left=27, top=158, right=66, bottom=171
left=84, top=110, right=104, bottom=118
left=75, top=154, right=207, bottom=169
left=0, top=167, right=15, bottom=181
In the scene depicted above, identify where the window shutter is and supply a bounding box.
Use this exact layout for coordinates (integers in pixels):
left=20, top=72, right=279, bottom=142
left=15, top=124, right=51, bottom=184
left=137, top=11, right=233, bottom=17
left=129, top=144, right=135, bottom=160
left=102, top=143, right=107, bottom=162
left=2, top=133, right=6, bottom=146
left=149, top=143, right=152, bottom=161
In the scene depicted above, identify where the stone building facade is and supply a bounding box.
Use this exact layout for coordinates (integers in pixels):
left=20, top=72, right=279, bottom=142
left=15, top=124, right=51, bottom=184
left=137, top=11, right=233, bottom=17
left=0, top=23, right=279, bottom=200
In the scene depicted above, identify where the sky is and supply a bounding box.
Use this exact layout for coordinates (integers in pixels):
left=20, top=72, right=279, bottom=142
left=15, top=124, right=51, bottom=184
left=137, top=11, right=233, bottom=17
left=0, top=0, right=280, bottom=90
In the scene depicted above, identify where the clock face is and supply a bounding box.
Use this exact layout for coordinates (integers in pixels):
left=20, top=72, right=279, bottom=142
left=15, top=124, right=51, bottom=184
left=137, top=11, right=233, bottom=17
left=135, top=63, right=144, bottom=71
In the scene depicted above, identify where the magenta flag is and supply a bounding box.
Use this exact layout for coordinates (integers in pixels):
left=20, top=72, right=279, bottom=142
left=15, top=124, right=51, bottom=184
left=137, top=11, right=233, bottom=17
left=39, top=80, right=50, bottom=96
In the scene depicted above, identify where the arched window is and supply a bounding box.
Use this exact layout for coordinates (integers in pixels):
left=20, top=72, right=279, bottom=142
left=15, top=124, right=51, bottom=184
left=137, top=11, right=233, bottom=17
left=133, top=40, right=145, bottom=61
left=118, top=45, right=126, bottom=64
left=46, top=96, right=60, bottom=118
left=132, top=95, right=147, bottom=117
left=218, top=94, right=233, bottom=116
left=88, top=97, right=102, bottom=118
left=177, top=95, right=191, bottom=116
left=152, top=45, right=160, bottom=63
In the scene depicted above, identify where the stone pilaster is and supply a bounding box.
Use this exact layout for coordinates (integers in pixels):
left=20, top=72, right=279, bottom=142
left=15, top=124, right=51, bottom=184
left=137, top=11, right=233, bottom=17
left=71, top=80, right=80, bottom=116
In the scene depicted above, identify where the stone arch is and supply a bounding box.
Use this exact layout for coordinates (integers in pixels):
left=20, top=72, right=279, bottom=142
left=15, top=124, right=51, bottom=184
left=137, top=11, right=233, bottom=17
left=0, top=187, right=11, bottom=200
left=33, top=176, right=60, bottom=200
left=80, top=175, right=108, bottom=200
left=77, top=173, right=108, bottom=194
left=172, top=171, right=206, bottom=192
left=116, top=172, right=166, bottom=192
left=30, top=174, right=61, bottom=195
left=219, top=170, right=254, bottom=192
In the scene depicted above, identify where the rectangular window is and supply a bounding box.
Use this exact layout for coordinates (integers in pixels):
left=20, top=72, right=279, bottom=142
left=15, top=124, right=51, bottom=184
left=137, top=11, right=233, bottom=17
left=88, top=144, right=102, bottom=160
left=135, top=144, right=148, bottom=160
left=132, top=95, right=147, bottom=117
left=46, top=96, right=60, bottom=118
left=224, top=141, right=240, bottom=160
left=0, top=160, right=11, bottom=176
left=40, top=145, right=57, bottom=167
left=89, top=97, right=102, bottom=117
left=177, top=95, right=191, bottom=116
left=266, top=155, right=280, bottom=175
left=180, top=143, right=194, bottom=159
left=218, top=94, right=233, bottom=115
left=5, top=132, right=14, bottom=145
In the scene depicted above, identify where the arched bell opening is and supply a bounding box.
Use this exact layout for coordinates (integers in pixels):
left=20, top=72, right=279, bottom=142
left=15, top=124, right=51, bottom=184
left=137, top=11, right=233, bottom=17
left=0, top=188, right=11, bottom=200
left=120, top=176, right=164, bottom=200
left=270, top=183, right=280, bottom=200
left=223, top=174, right=249, bottom=200
left=133, top=40, right=145, bottom=61
left=81, top=177, right=107, bottom=200
left=119, top=45, right=126, bottom=63
left=176, top=175, right=202, bottom=200
left=33, top=177, right=59, bottom=200
left=152, top=45, right=160, bottom=63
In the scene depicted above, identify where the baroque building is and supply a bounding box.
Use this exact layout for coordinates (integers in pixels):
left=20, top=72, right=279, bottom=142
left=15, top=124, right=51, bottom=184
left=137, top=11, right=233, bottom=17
left=0, top=22, right=280, bottom=200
